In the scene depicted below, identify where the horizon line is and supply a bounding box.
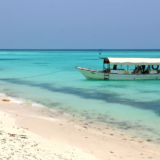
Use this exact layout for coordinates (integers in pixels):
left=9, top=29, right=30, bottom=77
left=0, top=49, right=160, bottom=51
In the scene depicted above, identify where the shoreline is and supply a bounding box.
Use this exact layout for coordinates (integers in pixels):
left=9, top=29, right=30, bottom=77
left=0, top=98, right=160, bottom=159
left=1, top=92, right=159, bottom=144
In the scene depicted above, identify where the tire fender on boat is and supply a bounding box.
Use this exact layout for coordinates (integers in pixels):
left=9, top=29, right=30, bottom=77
left=152, top=65, right=159, bottom=70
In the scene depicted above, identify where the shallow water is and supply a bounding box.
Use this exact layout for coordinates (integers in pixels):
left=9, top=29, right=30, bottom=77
left=0, top=50, right=160, bottom=143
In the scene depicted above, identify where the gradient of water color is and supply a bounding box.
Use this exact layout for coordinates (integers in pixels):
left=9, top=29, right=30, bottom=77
left=0, top=50, right=160, bottom=143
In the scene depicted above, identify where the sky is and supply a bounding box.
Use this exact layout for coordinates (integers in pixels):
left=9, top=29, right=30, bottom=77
left=0, top=0, right=160, bottom=49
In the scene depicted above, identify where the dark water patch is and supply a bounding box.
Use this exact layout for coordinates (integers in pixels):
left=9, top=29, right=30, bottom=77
left=93, top=114, right=159, bottom=137
left=0, top=69, right=5, bottom=72
left=107, top=85, right=127, bottom=88
left=138, top=89, right=160, bottom=93
left=36, top=65, right=46, bottom=66
left=2, top=78, right=160, bottom=116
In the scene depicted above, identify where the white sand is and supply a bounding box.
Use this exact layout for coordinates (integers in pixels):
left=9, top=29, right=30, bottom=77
left=0, top=110, right=100, bottom=160
left=0, top=100, right=160, bottom=160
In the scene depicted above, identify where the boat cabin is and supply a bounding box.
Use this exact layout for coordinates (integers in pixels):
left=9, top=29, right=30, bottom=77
left=102, top=57, right=160, bottom=75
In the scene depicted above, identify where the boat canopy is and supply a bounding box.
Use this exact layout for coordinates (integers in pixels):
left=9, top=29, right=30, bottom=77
left=100, top=57, right=160, bottom=65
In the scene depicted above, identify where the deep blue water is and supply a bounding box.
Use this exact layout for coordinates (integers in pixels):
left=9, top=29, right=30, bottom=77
left=0, top=49, right=160, bottom=143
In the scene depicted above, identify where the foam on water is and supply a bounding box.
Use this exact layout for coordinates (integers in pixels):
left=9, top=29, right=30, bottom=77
left=0, top=92, right=49, bottom=109
left=0, top=93, right=24, bottom=104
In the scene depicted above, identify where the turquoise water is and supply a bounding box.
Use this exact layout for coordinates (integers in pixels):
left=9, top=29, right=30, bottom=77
left=0, top=50, right=160, bottom=143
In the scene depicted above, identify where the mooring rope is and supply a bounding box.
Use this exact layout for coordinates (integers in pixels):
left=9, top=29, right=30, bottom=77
left=0, top=67, right=75, bottom=81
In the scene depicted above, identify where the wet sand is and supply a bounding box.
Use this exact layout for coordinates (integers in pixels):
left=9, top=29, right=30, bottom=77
left=0, top=99, right=160, bottom=160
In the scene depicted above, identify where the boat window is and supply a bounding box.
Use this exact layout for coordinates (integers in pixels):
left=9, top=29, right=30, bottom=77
left=111, top=65, right=136, bottom=72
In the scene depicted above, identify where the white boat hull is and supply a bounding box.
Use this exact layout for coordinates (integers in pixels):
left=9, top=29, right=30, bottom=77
left=76, top=67, right=105, bottom=80
left=76, top=67, right=160, bottom=80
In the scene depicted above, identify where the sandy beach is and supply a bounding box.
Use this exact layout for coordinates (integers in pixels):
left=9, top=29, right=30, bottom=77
left=1, top=0, right=160, bottom=159
left=0, top=98, right=160, bottom=160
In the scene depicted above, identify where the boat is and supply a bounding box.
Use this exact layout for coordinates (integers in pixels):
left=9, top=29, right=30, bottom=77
left=76, top=55, right=160, bottom=80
